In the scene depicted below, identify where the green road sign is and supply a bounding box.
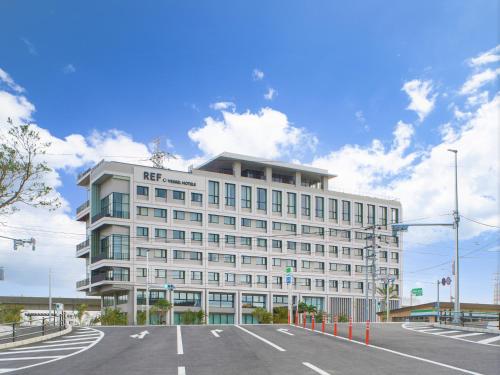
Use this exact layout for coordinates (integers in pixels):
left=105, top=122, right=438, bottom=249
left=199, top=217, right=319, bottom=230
left=411, top=288, right=423, bottom=296
left=285, top=266, right=293, bottom=274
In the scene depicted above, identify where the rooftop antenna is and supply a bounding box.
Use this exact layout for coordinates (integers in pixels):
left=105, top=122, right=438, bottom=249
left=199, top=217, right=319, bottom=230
left=148, top=137, right=176, bottom=169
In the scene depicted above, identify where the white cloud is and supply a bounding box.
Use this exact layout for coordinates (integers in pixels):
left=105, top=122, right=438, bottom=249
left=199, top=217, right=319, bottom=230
left=264, top=87, right=277, bottom=101
left=402, top=79, right=437, bottom=121
left=355, top=110, right=369, bottom=131
left=0, top=68, right=25, bottom=93
left=62, top=64, right=76, bottom=74
left=21, top=37, right=37, bottom=56
left=252, top=69, right=264, bottom=81
left=209, top=101, right=235, bottom=111
left=468, top=45, right=500, bottom=67
left=188, top=107, right=317, bottom=159
left=460, top=67, right=500, bottom=95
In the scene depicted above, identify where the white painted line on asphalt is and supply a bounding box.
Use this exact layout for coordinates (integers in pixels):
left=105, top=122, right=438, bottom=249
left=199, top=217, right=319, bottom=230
left=9, top=341, right=93, bottom=350
left=1, top=347, right=86, bottom=354
left=418, top=329, right=443, bottom=333
left=295, top=326, right=484, bottom=375
left=0, top=356, right=62, bottom=361
left=432, top=330, right=461, bottom=335
left=277, top=328, right=294, bottom=336
left=45, top=337, right=99, bottom=343
left=235, top=325, right=286, bottom=352
left=476, top=335, right=500, bottom=345
left=65, top=334, right=100, bottom=338
left=0, top=328, right=104, bottom=374
left=130, top=330, right=149, bottom=339
left=303, top=362, right=331, bottom=375
left=0, top=369, right=17, bottom=373
left=177, top=325, right=184, bottom=355
left=178, top=366, right=186, bottom=375
left=452, top=332, right=484, bottom=339
left=211, top=329, right=223, bottom=338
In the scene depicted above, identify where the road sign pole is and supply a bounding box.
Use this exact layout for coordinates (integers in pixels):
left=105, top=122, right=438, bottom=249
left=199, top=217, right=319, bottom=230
left=437, top=280, right=440, bottom=323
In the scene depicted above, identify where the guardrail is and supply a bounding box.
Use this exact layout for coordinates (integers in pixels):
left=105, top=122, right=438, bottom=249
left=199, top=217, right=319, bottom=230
left=0, top=314, right=67, bottom=345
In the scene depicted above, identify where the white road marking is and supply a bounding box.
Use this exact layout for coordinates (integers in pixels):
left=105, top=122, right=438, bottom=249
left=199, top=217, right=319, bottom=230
left=177, top=325, right=183, bottom=355
left=418, top=329, right=443, bottom=333
left=432, top=330, right=461, bottom=335
left=476, top=335, right=500, bottom=345
left=277, top=328, right=294, bottom=336
left=303, top=362, right=331, bottom=375
left=0, top=370, right=17, bottom=373
left=65, top=334, right=100, bottom=338
left=9, top=341, right=93, bottom=350
left=211, top=329, right=223, bottom=338
left=452, top=332, right=485, bottom=339
left=234, top=325, right=286, bottom=352
left=130, top=330, right=149, bottom=339
left=178, top=366, right=186, bottom=375
left=45, top=337, right=98, bottom=343
left=0, top=328, right=104, bottom=374
left=296, top=326, right=484, bottom=375
left=1, top=347, right=86, bottom=354
left=0, top=356, right=62, bottom=361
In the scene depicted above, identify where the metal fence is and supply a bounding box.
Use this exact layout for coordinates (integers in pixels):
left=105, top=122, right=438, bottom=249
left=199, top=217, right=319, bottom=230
left=0, top=314, right=67, bottom=344
left=439, top=311, right=500, bottom=329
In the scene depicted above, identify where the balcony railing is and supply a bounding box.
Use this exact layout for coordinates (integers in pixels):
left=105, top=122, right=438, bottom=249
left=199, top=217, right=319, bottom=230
left=92, top=253, right=130, bottom=263
left=91, top=210, right=130, bottom=223
left=76, top=278, right=89, bottom=288
left=77, top=167, right=91, bottom=180
left=91, top=273, right=129, bottom=283
left=76, top=238, right=89, bottom=251
left=76, top=200, right=89, bottom=214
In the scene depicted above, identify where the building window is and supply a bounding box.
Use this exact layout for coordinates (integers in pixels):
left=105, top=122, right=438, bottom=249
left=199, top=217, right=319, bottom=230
left=155, top=228, right=167, bottom=239
left=208, top=253, right=219, bottom=262
left=225, top=273, right=235, bottom=283
left=208, top=272, right=220, bottom=282
left=257, top=238, right=267, bottom=248
left=191, top=232, right=202, bottom=242
left=155, top=269, right=167, bottom=278
left=241, top=185, right=252, bottom=208
left=225, top=235, right=236, bottom=245
left=241, top=294, right=265, bottom=308
left=315, top=196, right=324, bottom=218
left=329, top=245, right=338, bottom=256
left=209, top=293, right=234, bottom=308
left=225, top=183, right=236, bottom=206
left=241, top=218, right=252, bottom=227
left=379, top=206, right=388, bottom=226
left=256, top=257, right=267, bottom=266
left=301, top=194, right=311, bottom=216
left=367, top=204, right=375, bottom=225
left=273, top=295, right=287, bottom=304
left=172, top=230, right=185, bottom=240
left=224, top=254, right=235, bottom=263
left=175, top=292, right=201, bottom=307
left=315, top=279, right=325, bottom=288
left=155, top=188, right=166, bottom=198
left=329, top=280, right=338, bottom=290
left=242, top=255, right=251, bottom=264
left=342, top=200, right=351, bottom=222
left=287, top=241, right=296, bottom=251
left=154, top=208, right=167, bottom=218
left=391, top=208, right=399, bottom=224
left=256, top=275, right=267, bottom=285
left=191, top=192, right=203, bottom=203
left=287, top=192, right=297, bottom=214
left=329, top=198, right=338, bottom=220
left=173, top=210, right=185, bottom=220
left=208, top=214, right=219, bottom=224
left=208, top=181, right=219, bottom=204
left=255, top=220, right=266, bottom=229
left=137, top=227, right=149, bottom=237
left=272, top=240, right=282, bottom=249
left=208, top=233, right=220, bottom=244
left=137, top=186, right=149, bottom=196
left=172, top=190, right=185, bottom=200
left=355, top=203, right=363, bottom=224
left=190, top=212, right=202, bottom=222
left=240, top=237, right=251, bottom=246
left=224, top=216, right=235, bottom=225
left=302, top=260, right=310, bottom=269
left=137, top=206, right=149, bottom=216
left=272, top=190, right=282, bottom=213
left=257, top=188, right=267, bottom=210
left=137, top=268, right=147, bottom=277
left=172, top=270, right=185, bottom=280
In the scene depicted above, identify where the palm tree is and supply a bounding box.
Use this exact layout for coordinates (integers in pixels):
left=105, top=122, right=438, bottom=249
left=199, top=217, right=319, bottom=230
left=377, top=285, right=398, bottom=313
left=150, top=299, right=172, bottom=325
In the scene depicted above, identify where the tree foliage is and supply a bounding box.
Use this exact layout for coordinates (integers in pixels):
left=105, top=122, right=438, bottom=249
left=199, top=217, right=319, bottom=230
left=100, top=308, right=127, bottom=326
left=75, top=304, right=88, bottom=326
left=272, top=306, right=288, bottom=323
left=0, top=304, right=23, bottom=323
left=150, top=299, right=172, bottom=325
left=252, top=307, right=273, bottom=324
left=180, top=309, right=205, bottom=325
left=377, top=285, right=399, bottom=299
left=0, top=123, right=60, bottom=215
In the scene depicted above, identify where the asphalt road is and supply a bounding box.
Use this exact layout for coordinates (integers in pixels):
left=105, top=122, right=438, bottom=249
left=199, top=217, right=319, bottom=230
left=0, top=323, right=498, bottom=375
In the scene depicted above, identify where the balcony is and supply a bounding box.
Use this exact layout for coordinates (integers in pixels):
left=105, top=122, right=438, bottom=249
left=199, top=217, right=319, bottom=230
left=76, top=278, right=89, bottom=290
left=91, top=273, right=129, bottom=283
left=76, top=239, right=90, bottom=257
left=76, top=200, right=90, bottom=221
left=92, top=252, right=130, bottom=263
left=77, top=167, right=91, bottom=186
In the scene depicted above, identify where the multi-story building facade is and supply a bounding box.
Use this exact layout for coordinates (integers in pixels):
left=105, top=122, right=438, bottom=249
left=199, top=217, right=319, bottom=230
left=75, top=153, right=402, bottom=325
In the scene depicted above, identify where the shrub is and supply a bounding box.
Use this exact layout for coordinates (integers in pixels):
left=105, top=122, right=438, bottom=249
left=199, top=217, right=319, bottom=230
left=338, top=315, right=349, bottom=323
left=252, top=307, right=273, bottom=324
left=181, top=309, right=205, bottom=325
left=100, top=308, right=127, bottom=326
left=137, top=310, right=146, bottom=325
left=272, top=306, right=288, bottom=324
left=0, top=304, right=23, bottom=324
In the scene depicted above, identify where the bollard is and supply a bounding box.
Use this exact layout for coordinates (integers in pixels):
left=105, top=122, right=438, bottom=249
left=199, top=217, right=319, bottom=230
left=334, top=315, right=338, bottom=336
left=288, top=310, right=291, bottom=325
left=311, top=314, right=315, bottom=331
left=295, top=311, right=299, bottom=325
left=321, top=315, right=325, bottom=332
left=303, top=313, right=306, bottom=328
left=348, top=317, right=353, bottom=340
left=365, top=320, right=370, bottom=345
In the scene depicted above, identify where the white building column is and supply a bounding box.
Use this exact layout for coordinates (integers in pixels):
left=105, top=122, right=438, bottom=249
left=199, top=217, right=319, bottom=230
left=265, top=167, right=272, bottom=183
left=232, top=161, right=241, bottom=177
left=204, top=288, right=209, bottom=324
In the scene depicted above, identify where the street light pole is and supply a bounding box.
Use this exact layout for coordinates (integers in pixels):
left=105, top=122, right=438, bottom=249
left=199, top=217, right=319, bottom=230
left=146, top=250, right=150, bottom=325
left=48, top=268, right=52, bottom=319
left=448, top=149, right=460, bottom=323
left=437, top=280, right=440, bottom=323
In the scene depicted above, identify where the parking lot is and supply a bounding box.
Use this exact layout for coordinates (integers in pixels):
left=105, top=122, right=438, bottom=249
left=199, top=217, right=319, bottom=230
left=0, top=323, right=498, bottom=375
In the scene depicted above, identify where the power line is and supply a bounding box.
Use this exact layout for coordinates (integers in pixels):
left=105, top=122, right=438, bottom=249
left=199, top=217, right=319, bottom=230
left=460, top=215, right=500, bottom=229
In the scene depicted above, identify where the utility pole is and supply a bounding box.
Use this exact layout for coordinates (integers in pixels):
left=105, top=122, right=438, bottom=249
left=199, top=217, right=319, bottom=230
left=371, top=226, right=377, bottom=322
left=448, top=149, right=460, bottom=323
left=48, top=268, right=52, bottom=319
left=146, top=249, right=150, bottom=325
left=364, top=225, right=377, bottom=322
left=436, top=280, right=440, bottom=323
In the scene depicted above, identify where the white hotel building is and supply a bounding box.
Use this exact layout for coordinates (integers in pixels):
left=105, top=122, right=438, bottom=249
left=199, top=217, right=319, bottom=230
left=75, top=153, right=402, bottom=325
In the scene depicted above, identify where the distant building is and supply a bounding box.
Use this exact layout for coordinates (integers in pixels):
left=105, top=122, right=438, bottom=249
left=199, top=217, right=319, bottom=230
left=380, top=302, right=500, bottom=323
left=0, top=296, right=100, bottom=325
left=75, top=152, right=403, bottom=324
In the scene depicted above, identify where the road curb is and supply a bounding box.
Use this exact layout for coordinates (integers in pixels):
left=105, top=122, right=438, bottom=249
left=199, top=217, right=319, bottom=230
left=0, top=325, right=72, bottom=350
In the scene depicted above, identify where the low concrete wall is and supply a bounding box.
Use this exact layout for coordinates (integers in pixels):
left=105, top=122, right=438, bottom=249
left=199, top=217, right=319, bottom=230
left=0, top=325, right=72, bottom=350
left=433, top=323, right=500, bottom=334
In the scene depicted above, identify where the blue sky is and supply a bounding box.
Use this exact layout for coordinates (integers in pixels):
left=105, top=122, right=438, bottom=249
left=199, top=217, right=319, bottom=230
left=0, top=1, right=498, bottom=304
